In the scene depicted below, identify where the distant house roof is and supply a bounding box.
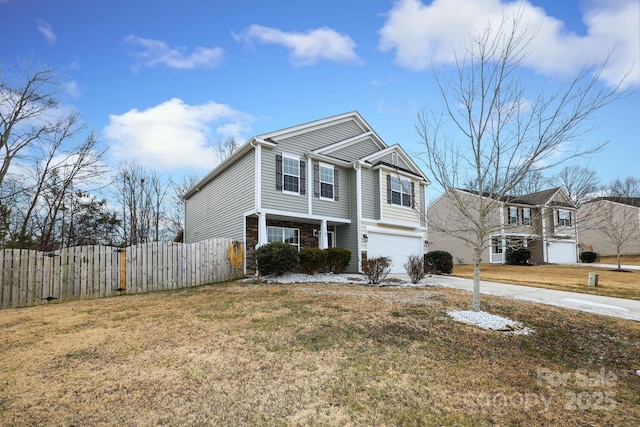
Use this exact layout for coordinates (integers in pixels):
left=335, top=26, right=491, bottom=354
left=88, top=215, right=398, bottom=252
left=586, top=196, right=640, bottom=208
left=454, top=187, right=574, bottom=208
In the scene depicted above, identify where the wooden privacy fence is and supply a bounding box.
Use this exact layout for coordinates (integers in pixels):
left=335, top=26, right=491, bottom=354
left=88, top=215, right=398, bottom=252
left=0, top=238, right=243, bottom=310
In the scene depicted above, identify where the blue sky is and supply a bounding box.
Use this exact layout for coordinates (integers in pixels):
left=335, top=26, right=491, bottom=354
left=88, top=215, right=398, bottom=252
left=2, top=0, right=638, bottom=198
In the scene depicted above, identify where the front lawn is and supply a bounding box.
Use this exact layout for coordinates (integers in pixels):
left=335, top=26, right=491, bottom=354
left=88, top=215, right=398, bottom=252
left=451, top=264, right=640, bottom=300
left=1, top=281, right=639, bottom=426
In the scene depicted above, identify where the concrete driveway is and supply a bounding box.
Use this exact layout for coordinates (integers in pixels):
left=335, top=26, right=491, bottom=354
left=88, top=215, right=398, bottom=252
left=423, top=274, right=640, bottom=322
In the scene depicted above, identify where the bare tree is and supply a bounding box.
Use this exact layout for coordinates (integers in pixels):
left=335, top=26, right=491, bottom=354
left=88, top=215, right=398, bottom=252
left=417, top=10, right=625, bottom=311
left=166, top=174, right=199, bottom=241
left=214, top=136, right=238, bottom=163
left=553, top=164, right=600, bottom=206
left=113, top=163, right=172, bottom=245
left=608, top=176, right=640, bottom=197
left=580, top=198, right=640, bottom=270
left=0, top=63, right=77, bottom=188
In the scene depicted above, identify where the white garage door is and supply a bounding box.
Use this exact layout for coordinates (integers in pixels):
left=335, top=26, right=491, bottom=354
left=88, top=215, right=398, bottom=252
left=547, top=241, right=576, bottom=264
left=367, top=232, right=423, bottom=274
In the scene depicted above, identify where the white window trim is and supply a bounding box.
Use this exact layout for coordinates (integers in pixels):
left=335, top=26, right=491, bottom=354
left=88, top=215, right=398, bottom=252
left=390, top=175, right=412, bottom=208
left=319, top=162, right=334, bottom=201
left=557, top=209, right=572, bottom=227
left=508, top=206, right=518, bottom=225
left=267, top=226, right=300, bottom=249
left=282, top=153, right=300, bottom=195
left=522, top=208, right=532, bottom=226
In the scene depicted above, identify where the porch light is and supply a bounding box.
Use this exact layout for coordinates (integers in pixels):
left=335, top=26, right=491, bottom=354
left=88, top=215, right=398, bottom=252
left=424, top=240, right=429, bottom=248
left=362, top=234, right=368, bottom=242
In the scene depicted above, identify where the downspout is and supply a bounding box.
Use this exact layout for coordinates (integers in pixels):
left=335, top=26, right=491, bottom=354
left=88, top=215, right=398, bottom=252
left=499, top=202, right=506, bottom=264
left=250, top=139, right=262, bottom=275
left=541, top=207, right=548, bottom=264
left=354, top=161, right=363, bottom=273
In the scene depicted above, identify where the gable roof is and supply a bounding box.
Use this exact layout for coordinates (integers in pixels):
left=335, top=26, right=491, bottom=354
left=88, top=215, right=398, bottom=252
left=451, top=187, right=574, bottom=208
left=183, top=111, right=429, bottom=199
left=510, top=188, right=568, bottom=206
left=585, top=196, right=640, bottom=208
left=257, top=111, right=373, bottom=142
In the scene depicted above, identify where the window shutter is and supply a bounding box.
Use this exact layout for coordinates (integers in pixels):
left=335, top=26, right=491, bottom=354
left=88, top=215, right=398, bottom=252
left=276, top=154, right=282, bottom=190
left=411, top=182, right=415, bottom=208
left=386, top=174, right=392, bottom=204
left=313, top=163, right=320, bottom=197
left=334, top=169, right=339, bottom=201
left=300, top=160, right=306, bottom=195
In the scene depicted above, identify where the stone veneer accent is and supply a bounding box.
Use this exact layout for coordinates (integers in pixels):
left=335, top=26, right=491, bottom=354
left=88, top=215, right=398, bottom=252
left=244, top=215, right=335, bottom=275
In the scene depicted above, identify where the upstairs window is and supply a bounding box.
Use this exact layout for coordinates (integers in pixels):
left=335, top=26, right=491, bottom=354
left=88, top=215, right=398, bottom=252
left=557, top=209, right=572, bottom=226
left=313, top=162, right=339, bottom=201
left=320, top=164, right=334, bottom=199
left=276, top=154, right=306, bottom=195
left=388, top=175, right=413, bottom=208
left=508, top=207, right=518, bottom=225
left=522, top=208, right=532, bottom=226
left=282, top=156, right=299, bottom=193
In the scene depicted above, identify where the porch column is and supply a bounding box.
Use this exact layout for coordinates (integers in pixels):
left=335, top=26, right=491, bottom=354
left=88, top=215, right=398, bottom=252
left=256, top=212, right=268, bottom=248
left=318, top=219, right=328, bottom=249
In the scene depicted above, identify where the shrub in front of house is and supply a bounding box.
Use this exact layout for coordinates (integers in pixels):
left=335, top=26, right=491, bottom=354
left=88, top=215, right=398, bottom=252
left=255, top=242, right=299, bottom=276
left=580, top=251, right=598, bottom=263
left=299, top=247, right=327, bottom=275
left=425, top=250, right=453, bottom=274
left=362, top=256, right=391, bottom=285
left=506, top=247, right=531, bottom=265
left=324, top=247, right=351, bottom=273
left=404, top=254, right=425, bottom=284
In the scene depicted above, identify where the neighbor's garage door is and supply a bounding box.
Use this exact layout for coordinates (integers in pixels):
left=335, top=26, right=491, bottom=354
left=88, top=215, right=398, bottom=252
left=367, top=232, right=423, bottom=274
left=547, top=241, right=576, bottom=264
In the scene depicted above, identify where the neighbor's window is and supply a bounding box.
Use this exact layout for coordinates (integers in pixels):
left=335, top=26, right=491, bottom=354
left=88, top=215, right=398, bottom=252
left=319, top=163, right=334, bottom=199
left=267, top=226, right=300, bottom=248
left=282, top=156, right=300, bottom=193
left=390, top=176, right=412, bottom=207
left=492, top=238, right=503, bottom=253
left=508, top=207, right=518, bottom=225
left=557, top=209, right=572, bottom=226
left=522, top=208, right=532, bottom=226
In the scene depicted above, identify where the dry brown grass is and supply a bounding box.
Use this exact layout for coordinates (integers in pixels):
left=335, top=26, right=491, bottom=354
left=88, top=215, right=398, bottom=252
left=599, top=254, right=640, bottom=265
left=1, top=281, right=639, bottom=426
left=451, top=264, right=640, bottom=300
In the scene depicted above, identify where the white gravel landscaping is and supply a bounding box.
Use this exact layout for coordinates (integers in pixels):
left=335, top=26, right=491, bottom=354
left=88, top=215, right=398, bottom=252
left=447, top=310, right=533, bottom=334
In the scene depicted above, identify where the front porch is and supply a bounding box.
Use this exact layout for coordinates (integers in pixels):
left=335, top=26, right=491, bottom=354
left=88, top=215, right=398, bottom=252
left=245, top=214, right=345, bottom=274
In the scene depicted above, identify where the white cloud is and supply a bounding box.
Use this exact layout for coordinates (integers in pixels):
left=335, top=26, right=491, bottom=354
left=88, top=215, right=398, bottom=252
left=37, top=20, right=57, bottom=46
left=124, top=35, right=224, bottom=71
left=63, top=80, right=82, bottom=99
left=234, top=24, right=363, bottom=66
left=103, top=98, right=252, bottom=170
left=378, top=0, right=639, bottom=87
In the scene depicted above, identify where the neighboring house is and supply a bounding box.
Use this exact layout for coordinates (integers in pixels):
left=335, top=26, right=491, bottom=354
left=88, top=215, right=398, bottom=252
left=578, top=197, right=640, bottom=256
left=427, top=187, right=578, bottom=264
left=183, top=112, right=430, bottom=274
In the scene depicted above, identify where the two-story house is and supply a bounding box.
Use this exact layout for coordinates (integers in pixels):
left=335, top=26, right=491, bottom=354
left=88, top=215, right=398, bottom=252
left=578, top=197, right=640, bottom=256
left=183, top=112, right=430, bottom=274
left=427, top=187, right=578, bottom=264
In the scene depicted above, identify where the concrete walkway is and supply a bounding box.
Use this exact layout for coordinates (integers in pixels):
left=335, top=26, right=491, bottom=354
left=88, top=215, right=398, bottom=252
left=423, top=275, right=640, bottom=322
left=569, top=263, right=640, bottom=271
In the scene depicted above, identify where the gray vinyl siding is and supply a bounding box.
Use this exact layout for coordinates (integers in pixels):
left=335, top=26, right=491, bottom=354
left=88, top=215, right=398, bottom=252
left=312, top=165, right=350, bottom=217
left=361, top=168, right=379, bottom=220
left=379, top=152, right=411, bottom=170
left=261, top=146, right=308, bottom=213
left=336, top=223, right=359, bottom=273
left=184, top=150, right=255, bottom=243
left=275, top=120, right=364, bottom=155
left=329, top=137, right=382, bottom=162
